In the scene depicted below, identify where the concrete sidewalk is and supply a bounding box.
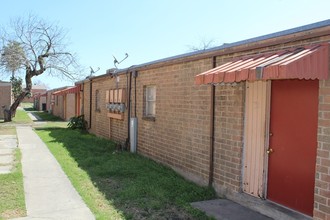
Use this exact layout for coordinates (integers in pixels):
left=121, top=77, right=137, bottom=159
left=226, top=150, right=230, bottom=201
left=15, top=126, right=94, bottom=220
left=192, top=199, right=272, bottom=220
left=0, top=135, right=16, bottom=174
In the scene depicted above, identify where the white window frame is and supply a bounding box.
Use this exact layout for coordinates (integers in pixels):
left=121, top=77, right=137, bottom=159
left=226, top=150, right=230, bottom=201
left=95, top=90, right=100, bottom=112
left=145, top=86, right=156, bottom=117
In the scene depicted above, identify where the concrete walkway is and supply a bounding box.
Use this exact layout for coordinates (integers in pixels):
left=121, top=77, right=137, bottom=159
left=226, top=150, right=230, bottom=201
left=0, top=135, right=16, bottom=174
left=15, top=126, right=94, bottom=220
left=192, top=199, right=272, bottom=220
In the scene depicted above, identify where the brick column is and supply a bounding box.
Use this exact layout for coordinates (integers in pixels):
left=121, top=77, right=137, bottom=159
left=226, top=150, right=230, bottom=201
left=315, top=80, right=330, bottom=219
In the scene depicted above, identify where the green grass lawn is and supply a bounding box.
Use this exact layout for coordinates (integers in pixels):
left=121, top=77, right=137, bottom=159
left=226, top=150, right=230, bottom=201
left=0, top=149, right=26, bottom=219
left=0, top=106, right=28, bottom=219
left=35, top=126, right=216, bottom=220
left=18, top=104, right=67, bottom=128
left=12, top=108, right=32, bottom=124
left=19, top=102, right=33, bottom=109
left=0, top=106, right=32, bottom=133
left=32, top=111, right=63, bottom=121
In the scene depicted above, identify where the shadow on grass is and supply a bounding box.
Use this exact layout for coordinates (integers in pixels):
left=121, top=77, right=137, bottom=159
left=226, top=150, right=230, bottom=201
left=32, top=112, right=63, bottom=122
left=22, top=106, right=64, bottom=122
left=23, top=107, right=35, bottom=112
left=35, top=127, right=216, bottom=219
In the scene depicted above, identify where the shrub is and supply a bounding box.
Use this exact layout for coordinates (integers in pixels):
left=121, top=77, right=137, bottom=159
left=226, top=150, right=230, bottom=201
left=67, top=115, right=88, bottom=130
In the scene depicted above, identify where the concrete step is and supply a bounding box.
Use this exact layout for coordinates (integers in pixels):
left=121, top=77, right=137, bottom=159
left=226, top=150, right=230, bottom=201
left=192, top=199, right=272, bottom=220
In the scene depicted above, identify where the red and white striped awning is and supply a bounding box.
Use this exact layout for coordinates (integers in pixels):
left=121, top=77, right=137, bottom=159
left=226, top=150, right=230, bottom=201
left=195, top=44, right=329, bottom=85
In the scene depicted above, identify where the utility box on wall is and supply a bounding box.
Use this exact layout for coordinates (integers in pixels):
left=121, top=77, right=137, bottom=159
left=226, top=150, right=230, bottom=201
left=106, top=88, right=126, bottom=120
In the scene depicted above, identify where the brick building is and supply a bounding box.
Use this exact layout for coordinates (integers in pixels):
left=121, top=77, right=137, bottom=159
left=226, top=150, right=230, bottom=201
left=34, top=92, right=47, bottom=111
left=77, top=20, right=330, bottom=219
left=23, top=84, right=47, bottom=103
left=44, top=87, right=67, bottom=114
left=42, top=86, right=81, bottom=120
left=0, top=81, right=12, bottom=119
left=52, top=85, right=81, bottom=121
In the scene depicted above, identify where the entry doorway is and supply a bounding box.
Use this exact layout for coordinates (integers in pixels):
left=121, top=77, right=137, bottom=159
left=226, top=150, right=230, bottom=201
left=243, top=79, right=318, bottom=216
left=267, top=79, right=318, bottom=216
left=42, top=103, right=46, bottom=111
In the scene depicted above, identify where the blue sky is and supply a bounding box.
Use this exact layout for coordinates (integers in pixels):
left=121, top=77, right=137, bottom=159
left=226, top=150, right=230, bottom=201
left=1, top=0, right=330, bottom=89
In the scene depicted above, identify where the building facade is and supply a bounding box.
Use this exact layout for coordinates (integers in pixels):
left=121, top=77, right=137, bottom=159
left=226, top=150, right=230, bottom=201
left=52, top=85, right=81, bottom=121
left=34, top=93, right=47, bottom=111
left=0, top=81, right=12, bottom=119
left=75, top=20, right=330, bottom=219
left=23, top=84, right=47, bottom=103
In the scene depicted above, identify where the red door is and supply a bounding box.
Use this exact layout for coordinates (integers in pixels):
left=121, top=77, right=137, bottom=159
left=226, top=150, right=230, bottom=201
left=267, top=79, right=318, bottom=216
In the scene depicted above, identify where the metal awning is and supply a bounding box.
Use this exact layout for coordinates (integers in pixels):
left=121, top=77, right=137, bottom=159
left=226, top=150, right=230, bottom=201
left=34, top=92, right=47, bottom=98
left=195, top=44, right=329, bottom=85
left=53, top=85, right=81, bottom=96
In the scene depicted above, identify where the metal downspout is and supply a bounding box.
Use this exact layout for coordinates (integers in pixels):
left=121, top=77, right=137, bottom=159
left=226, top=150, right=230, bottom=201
left=81, top=84, right=84, bottom=115
left=127, top=71, right=132, bottom=146
left=208, top=56, right=216, bottom=187
left=134, top=71, right=137, bottom=117
left=89, top=79, right=92, bottom=129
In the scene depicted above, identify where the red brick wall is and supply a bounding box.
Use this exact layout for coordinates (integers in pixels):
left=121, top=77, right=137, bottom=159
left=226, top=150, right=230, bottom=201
left=53, top=95, right=64, bottom=119
left=85, top=59, right=245, bottom=191
left=213, top=83, right=245, bottom=194
left=46, top=89, right=62, bottom=113
left=38, top=96, right=46, bottom=111
left=84, top=76, right=128, bottom=142
left=84, top=34, right=330, bottom=218
left=82, top=81, right=91, bottom=129
left=65, top=93, right=76, bottom=120
left=46, top=91, right=54, bottom=112
left=315, top=64, right=330, bottom=218
left=0, top=83, right=12, bottom=119
left=133, top=60, right=212, bottom=184
left=23, top=88, right=47, bottom=103
left=93, top=78, right=119, bottom=139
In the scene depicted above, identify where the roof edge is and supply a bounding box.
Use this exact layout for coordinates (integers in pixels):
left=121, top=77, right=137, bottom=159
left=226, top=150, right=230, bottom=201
left=91, top=19, right=330, bottom=78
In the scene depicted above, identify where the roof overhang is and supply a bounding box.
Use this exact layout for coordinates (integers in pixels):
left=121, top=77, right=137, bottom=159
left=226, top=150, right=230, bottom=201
left=195, top=43, right=329, bottom=85
left=53, top=85, right=81, bottom=96
left=34, top=92, right=47, bottom=98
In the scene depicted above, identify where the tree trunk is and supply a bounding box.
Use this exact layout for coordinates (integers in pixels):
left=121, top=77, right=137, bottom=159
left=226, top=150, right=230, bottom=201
left=4, top=91, right=28, bottom=122
left=4, top=72, right=32, bottom=122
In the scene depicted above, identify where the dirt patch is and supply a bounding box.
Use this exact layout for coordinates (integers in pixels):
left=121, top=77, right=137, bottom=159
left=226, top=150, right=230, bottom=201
left=1, top=208, right=26, bottom=219
left=0, top=126, right=15, bottom=135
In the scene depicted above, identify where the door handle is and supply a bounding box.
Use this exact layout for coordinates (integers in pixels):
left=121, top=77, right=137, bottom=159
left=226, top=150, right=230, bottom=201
left=267, top=148, right=274, bottom=154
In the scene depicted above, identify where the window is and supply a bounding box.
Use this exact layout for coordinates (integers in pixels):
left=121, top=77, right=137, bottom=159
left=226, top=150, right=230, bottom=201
left=144, top=86, right=156, bottom=118
left=95, top=90, right=100, bottom=112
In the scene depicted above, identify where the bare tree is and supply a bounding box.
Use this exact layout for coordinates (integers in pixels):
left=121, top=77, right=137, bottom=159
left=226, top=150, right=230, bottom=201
left=187, top=38, right=216, bottom=51
left=33, top=79, right=49, bottom=89
left=0, top=15, right=79, bottom=121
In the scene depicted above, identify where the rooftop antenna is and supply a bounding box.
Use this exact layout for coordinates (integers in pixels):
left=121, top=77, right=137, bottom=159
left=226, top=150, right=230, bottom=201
left=113, top=53, right=129, bottom=69
left=112, top=53, right=128, bottom=89
left=89, top=66, right=100, bottom=76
